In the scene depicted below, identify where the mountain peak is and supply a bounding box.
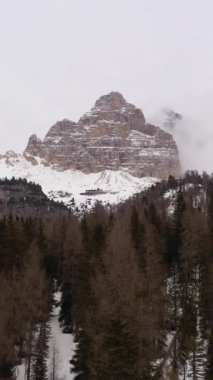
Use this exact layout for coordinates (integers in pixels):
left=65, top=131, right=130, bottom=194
left=28, top=134, right=42, bottom=145
left=23, top=134, right=42, bottom=164
left=22, top=93, right=180, bottom=178
left=79, top=91, right=145, bottom=127
left=94, top=91, right=126, bottom=110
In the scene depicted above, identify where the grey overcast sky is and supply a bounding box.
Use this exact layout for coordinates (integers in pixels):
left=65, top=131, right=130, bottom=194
left=0, top=0, right=213, bottom=171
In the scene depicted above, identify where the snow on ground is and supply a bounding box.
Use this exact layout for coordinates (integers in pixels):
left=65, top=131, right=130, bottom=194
left=47, top=290, right=75, bottom=380
left=163, top=188, right=178, bottom=216
left=0, top=156, right=158, bottom=208
left=15, top=358, right=26, bottom=380
left=16, top=290, right=75, bottom=380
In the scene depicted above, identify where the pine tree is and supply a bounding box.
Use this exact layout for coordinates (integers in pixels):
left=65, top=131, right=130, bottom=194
left=49, top=340, right=60, bottom=380
left=130, top=207, right=142, bottom=251
left=59, top=280, right=73, bottom=331
left=206, top=327, right=213, bottom=380
left=70, top=328, right=91, bottom=380
left=0, top=274, right=15, bottom=378
left=173, top=189, right=186, bottom=259
left=100, top=318, right=141, bottom=380
left=32, top=322, right=49, bottom=380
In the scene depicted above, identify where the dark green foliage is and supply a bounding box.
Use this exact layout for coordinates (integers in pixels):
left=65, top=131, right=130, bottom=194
left=148, top=202, right=159, bottom=228
left=33, top=322, right=49, bottom=380
left=173, top=189, right=186, bottom=258
left=70, top=329, right=91, bottom=380
left=37, top=220, right=47, bottom=254
left=59, top=281, right=73, bottom=330
left=0, top=362, right=14, bottom=380
left=101, top=319, right=142, bottom=380
left=0, top=176, right=42, bottom=192
left=167, top=175, right=178, bottom=189
left=130, top=207, right=142, bottom=250
left=206, top=328, right=213, bottom=379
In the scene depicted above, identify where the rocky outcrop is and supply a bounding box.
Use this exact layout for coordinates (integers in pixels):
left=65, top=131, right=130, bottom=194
left=24, top=92, right=181, bottom=178
left=0, top=151, right=21, bottom=166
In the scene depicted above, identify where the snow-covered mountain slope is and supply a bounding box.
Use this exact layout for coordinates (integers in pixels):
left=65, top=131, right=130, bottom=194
left=0, top=155, right=158, bottom=209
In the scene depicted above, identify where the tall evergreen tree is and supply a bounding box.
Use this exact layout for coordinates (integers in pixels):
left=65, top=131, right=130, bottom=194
left=32, top=322, right=49, bottom=380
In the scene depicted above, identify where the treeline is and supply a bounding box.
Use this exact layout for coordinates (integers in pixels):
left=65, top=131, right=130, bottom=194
left=0, top=171, right=213, bottom=379
left=0, top=178, right=67, bottom=219
left=0, top=177, right=42, bottom=192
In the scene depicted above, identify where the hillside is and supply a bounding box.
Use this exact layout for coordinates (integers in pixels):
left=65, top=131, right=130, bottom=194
left=0, top=177, right=67, bottom=218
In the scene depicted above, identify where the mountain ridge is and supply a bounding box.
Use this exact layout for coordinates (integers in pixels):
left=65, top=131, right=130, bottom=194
left=0, top=92, right=181, bottom=208
left=23, top=92, right=181, bottom=178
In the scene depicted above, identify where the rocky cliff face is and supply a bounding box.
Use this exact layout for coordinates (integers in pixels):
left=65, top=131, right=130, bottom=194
left=24, top=92, right=181, bottom=178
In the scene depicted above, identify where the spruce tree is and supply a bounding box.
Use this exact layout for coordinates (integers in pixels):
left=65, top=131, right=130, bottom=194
left=206, top=328, right=213, bottom=380
left=32, top=322, right=49, bottom=380
left=101, top=318, right=141, bottom=380
left=70, top=328, right=91, bottom=380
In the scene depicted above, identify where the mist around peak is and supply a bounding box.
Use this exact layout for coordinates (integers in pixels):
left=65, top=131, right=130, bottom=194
left=148, top=108, right=213, bottom=174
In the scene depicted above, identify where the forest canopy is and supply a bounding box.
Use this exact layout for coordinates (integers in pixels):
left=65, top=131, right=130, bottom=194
left=0, top=171, right=213, bottom=379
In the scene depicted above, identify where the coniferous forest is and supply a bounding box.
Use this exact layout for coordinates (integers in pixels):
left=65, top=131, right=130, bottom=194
left=0, top=171, right=213, bottom=379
